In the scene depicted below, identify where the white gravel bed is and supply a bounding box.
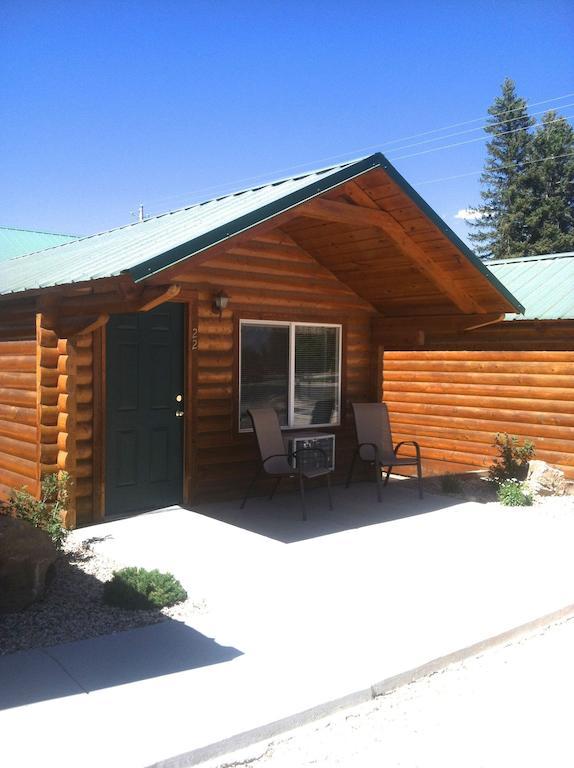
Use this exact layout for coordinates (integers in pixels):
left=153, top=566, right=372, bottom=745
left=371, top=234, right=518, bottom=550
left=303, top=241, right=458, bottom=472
left=0, top=538, right=205, bottom=656
left=529, top=493, right=574, bottom=517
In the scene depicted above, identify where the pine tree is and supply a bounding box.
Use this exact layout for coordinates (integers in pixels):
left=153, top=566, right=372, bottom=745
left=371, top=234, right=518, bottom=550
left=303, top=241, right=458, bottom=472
left=520, top=111, right=574, bottom=255
left=468, top=78, right=534, bottom=259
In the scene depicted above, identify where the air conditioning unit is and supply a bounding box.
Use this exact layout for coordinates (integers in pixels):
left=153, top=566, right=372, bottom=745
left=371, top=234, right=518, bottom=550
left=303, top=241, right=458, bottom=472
left=289, top=434, right=335, bottom=472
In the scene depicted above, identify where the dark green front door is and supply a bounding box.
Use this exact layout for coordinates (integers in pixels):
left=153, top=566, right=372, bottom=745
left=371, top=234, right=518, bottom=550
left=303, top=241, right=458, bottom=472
left=105, top=303, right=184, bottom=516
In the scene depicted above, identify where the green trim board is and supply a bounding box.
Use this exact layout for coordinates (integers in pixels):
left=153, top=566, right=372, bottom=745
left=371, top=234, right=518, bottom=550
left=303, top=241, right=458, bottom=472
left=373, top=156, right=525, bottom=315
left=128, top=155, right=383, bottom=282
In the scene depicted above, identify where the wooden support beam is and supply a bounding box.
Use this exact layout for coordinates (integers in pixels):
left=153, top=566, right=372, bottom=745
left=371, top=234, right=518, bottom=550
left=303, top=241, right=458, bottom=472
left=44, top=284, right=182, bottom=320
left=372, top=312, right=507, bottom=348
left=343, top=180, right=387, bottom=211
left=138, top=283, right=181, bottom=311
left=38, top=284, right=181, bottom=345
left=51, top=314, right=110, bottom=340
left=464, top=314, right=505, bottom=332
left=301, top=192, right=485, bottom=315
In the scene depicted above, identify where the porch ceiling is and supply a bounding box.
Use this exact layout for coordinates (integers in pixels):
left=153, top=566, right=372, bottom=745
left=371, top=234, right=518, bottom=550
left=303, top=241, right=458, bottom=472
left=281, top=171, right=517, bottom=318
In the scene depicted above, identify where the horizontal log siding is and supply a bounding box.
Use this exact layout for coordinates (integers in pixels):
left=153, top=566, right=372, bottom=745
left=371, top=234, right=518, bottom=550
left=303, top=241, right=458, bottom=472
left=0, top=335, right=39, bottom=499
left=376, top=317, right=574, bottom=352
left=383, top=350, right=574, bottom=479
left=175, top=231, right=375, bottom=500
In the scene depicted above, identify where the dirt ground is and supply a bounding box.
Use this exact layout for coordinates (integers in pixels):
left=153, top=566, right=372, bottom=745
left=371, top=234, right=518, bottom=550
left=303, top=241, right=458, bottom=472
left=205, top=616, right=574, bottom=768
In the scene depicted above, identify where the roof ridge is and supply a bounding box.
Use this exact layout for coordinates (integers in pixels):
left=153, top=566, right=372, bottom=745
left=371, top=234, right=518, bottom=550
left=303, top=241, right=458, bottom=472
left=488, top=251, right=574, bottom=265
left=4, top=156, right=369, bottom=262
left=0, top=225, right=77, bottom=238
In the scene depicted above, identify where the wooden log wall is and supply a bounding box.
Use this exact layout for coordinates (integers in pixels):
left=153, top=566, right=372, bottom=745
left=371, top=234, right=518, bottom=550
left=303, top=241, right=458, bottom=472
left=0, top=330, right=39, bottom=501
left=376, top=317, right=574, bottom=352
left=173, top=229, right=376, bottom=500
left=383, top=349, right=574, bottom=479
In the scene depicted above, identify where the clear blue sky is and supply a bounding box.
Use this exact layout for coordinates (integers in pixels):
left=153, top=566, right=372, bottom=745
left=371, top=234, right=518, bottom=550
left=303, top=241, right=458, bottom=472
left=2, top=1, right=573, bottom=244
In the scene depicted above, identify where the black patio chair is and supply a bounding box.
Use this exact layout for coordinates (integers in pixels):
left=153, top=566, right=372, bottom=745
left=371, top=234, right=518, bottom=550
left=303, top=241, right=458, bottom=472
left=346, top=402, right=423, bottom=501
left=240, top=407, right=333, bottom=521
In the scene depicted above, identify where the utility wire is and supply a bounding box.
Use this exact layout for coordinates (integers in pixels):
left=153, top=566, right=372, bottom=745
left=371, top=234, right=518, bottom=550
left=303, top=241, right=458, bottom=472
left=383, top=103, right=574, bottom=155
left=142, top=90, right=574, bottom=211
left=141, top=148, right=574, bottom=220
left=143, top=113, right=574, bottom=216
left=389, top=112, right=574, bottom=162
left=371, top=91, right=574, bottom=148
left=414, top=150, right=574, bottom=187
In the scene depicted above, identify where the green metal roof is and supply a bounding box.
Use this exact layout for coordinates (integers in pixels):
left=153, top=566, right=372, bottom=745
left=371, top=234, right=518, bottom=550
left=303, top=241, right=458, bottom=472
left=0, top=153, right=522, bottom=313
left=0, top=226, right=77, bottom=262
left=487, top=252, right=574, bottom=321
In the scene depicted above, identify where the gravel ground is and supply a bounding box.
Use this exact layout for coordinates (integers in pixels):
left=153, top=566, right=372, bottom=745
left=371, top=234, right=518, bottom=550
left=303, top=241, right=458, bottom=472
left=0, top=537, right=205, bottom=655
left=204, top=616, right=574, bottom=768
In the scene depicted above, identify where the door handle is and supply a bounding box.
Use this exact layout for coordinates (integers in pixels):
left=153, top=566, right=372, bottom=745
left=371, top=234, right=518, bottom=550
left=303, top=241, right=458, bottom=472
left=175, top=410, right=184, bottom=418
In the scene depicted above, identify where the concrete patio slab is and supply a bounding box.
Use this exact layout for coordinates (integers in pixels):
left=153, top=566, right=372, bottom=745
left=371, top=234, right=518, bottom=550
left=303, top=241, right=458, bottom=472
left=47, top=621, right=242, bottom=693
left=0, top=647, right=84, bottom=709
left=1, top=482, right=574, bottom=767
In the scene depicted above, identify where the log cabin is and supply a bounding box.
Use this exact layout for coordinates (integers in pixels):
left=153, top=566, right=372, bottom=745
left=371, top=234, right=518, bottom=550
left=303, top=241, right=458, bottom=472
left=0, top=153, right=524, bottom=527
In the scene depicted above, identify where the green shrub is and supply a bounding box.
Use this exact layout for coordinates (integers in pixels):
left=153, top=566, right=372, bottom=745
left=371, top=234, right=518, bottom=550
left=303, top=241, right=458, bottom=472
left=103, top=567, right=187, bottom=610
left=440, top=474, right=463, bottom=495
left=488, top=433, right=535, bottom=485
left=2, top=472, right=70, bottom=549
left=497, top=480, right=533, bottom=507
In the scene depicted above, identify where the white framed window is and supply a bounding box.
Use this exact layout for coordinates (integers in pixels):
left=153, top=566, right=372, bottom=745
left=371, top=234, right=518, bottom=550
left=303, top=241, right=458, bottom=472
left=239, top=320, right=342, bottom=431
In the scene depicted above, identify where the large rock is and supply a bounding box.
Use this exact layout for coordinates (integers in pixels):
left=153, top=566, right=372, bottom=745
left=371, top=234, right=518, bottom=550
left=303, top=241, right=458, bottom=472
left=0, top=516, right=58, bottom=612
left=526, top=460, right=566, bottom=497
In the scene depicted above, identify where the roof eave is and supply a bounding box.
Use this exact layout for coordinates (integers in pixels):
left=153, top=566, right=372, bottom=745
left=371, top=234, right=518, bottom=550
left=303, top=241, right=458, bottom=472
left=127, top=154, right=385, bottom=283
left=373, top=156, right=525, bottom=315
left=127, top=151, right=525, bottom=315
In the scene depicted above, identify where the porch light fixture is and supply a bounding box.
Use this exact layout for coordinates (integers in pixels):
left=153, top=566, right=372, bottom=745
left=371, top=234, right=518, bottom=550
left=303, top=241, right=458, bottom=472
left=213, top=290, right=230, bottom=318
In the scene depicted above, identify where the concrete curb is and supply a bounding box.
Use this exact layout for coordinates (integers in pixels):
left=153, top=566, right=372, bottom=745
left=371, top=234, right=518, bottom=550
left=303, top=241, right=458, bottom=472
left=150, top=602, right=574, bottom=768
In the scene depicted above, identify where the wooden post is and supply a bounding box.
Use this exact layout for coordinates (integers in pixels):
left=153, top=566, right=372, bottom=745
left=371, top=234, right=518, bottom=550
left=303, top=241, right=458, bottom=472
left=36, top=314, right=59, bottom=481
left=36, top=313, right=77, bottom=528
left=59, top=337, right=78, bottom=528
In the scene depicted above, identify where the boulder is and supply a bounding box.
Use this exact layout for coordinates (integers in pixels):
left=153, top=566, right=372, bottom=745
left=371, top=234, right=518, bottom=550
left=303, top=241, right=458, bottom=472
left=526, top=460, right=566, bottom=497
left=0, top=516, right=58, bottom=612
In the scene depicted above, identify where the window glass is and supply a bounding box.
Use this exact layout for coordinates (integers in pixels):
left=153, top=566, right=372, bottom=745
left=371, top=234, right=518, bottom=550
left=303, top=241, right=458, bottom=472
left=239, top=324, right=289, bottom=429
left=294, top=325, right=340, bottom=426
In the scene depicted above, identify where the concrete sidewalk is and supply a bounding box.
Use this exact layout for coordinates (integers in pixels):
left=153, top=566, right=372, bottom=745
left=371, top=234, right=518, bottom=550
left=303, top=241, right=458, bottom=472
left=2, top=483, right=574, bottom=767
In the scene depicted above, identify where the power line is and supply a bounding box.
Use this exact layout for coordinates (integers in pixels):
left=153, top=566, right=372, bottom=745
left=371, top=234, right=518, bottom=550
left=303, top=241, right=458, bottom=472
left=142, top=90, right=574, bottom=212
left=371, top=91, right=574, bottom=149
left=414, top=150, right=574, bottom=187
left=390, top=112, right=574, bottom=162
left=383, top=103, right=574, bottom=155
left=144, top=113, right=574, bottom=215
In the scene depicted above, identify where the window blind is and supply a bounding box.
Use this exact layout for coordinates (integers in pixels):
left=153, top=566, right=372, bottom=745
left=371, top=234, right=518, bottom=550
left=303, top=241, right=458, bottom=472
left=239, top=324, right=289, bottom=429
left=294, top=325, right=340, bottom=426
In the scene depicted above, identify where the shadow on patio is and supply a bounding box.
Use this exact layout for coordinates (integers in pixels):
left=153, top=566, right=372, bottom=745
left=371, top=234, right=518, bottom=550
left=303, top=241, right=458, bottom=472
left=0, top=620, right=242, bottom=711
left=195, top=478, right=461, bottom=544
